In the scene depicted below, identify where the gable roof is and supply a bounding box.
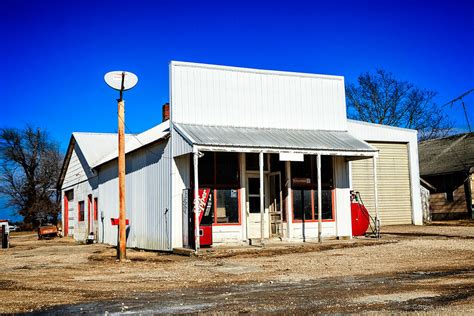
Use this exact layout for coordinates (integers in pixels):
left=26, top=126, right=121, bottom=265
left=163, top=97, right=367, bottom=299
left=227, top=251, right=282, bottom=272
left=57, top=132, right=133, bottom=189
left=58, top=121, right=171, bottom=189
left=91, top=120, right=170, bottom=168
left=419, top=132, right=474, bottom=176
left=73, top=133, right=126, bottom=166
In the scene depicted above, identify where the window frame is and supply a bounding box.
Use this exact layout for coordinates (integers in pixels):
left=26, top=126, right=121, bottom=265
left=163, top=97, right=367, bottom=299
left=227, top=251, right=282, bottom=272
left=93, top=197, right=98, bottom=221
left=291, top=189, right=335, bottom=222
left=78, top=201, right=85, bottom=222
left=212, top=188, right=241, bottom=226
left=192, top=151, right=242, bottom=227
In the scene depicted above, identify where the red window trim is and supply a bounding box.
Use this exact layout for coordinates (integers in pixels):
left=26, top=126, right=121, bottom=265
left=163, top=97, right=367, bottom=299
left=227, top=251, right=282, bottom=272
left=291, top=189, right=335, bottom=223
left=93, top=197, right=98, bottom=221
left=87, top=195, right=92, bottom=230
left=63, top=194, right=69, bottom=236
left=212, top=188, right=242, bottom=226
left=78, top=201, right=85, bottom=222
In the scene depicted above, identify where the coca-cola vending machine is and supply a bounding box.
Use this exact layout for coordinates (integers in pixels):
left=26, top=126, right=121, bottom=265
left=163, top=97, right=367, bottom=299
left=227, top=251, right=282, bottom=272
left=184, top=188, right=213, bottom=248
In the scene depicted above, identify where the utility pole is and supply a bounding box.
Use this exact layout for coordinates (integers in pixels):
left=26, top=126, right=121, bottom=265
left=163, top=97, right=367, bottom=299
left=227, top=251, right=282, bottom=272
left=117, top=80, right=126, bottom=261
left=104, top=71, right=138, bottom=262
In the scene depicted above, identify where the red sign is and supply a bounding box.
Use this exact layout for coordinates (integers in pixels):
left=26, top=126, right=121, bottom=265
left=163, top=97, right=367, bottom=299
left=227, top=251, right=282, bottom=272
left=110, top=218, right=130, bottom=226
left=197, top=188, right=211, bottom=223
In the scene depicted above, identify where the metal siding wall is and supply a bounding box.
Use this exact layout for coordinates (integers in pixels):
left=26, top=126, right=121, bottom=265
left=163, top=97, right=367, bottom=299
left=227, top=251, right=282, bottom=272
left=172, top=127, right=193, bottom=157
left=97, top=140, right=172, bottom=251
left=61, top=147, right=95, bottom=241
left=171, top=62, right=347, bottom=131
left=171, top=154, right=190, bottom=248
left=351, top=142, right=412, bottom=225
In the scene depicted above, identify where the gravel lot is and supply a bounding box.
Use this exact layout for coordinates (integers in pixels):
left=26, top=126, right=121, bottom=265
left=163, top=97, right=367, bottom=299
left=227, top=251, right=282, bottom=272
left=0, top=224, right=473, bottom=314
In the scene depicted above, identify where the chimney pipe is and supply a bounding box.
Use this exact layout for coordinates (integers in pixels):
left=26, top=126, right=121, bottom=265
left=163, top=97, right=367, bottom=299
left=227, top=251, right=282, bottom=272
left=162, top=103, right=170, bottom=122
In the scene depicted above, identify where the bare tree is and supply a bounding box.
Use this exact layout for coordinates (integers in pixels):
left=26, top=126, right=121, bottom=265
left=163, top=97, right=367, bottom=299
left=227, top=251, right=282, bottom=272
left=0, top=126, right=62, bottom=227
left=346, top=69, right=452, bottom=140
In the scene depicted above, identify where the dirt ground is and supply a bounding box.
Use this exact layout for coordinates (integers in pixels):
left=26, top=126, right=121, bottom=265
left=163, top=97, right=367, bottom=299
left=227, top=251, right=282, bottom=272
left=1, top=224, right=473, bottom=314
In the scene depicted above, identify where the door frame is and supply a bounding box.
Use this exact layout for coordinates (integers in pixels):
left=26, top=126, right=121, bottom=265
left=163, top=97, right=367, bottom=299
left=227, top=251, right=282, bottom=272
left=87, top=194, right=92, bottom=234
left=268, top=171, right=283, bottom=238
left=245, top=172, right=269, bottom=239
left=63, top=194, right=69, bottom=237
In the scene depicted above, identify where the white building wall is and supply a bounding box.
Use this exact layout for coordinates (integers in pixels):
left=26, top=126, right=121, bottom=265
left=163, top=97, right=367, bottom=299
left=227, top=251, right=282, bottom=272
left=97, top=140, right=172, bottom=251
left=61, top=145, right=96, bottom=241
left=170, top=61, right=348, bottom=131
left=171, top=126, right=193, bottom=157
left=171, top=154, right=190, bottom=249
left=292, top=222, right=337, bottom=239
left=347, top=120, right=423, bottom=225
left=213, top=225, right=243, bottom=244
left=334, top=156, right=352, bottom=237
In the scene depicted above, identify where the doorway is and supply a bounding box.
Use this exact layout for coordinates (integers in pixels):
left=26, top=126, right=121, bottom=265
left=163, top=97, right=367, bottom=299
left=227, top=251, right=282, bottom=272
left=246, top=173, right=281, bottom=240
left=269, top=172, right=283, bottom=238
left=246, top=175, right=265, bottom=239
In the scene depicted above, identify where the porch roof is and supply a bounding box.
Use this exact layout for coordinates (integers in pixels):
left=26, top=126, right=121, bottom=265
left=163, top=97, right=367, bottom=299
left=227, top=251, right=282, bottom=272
left=174, top=123, right=378, bottom=157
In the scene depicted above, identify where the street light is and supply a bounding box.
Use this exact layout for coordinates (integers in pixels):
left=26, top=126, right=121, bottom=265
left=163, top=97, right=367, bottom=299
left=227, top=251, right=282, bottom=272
left=104, top=71, right=138, bottom=261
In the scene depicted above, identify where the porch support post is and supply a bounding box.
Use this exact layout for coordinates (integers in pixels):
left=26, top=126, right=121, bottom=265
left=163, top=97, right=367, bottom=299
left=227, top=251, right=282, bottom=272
left=317, top=154, right=322, bottom=243
left=372, top=156, right=380, bottom=238
left=259, top=151, right=264, bottom=244
left=239, top=153, right=247, bottom=241
left=193, top=147, right=200, bottom=252
left=285, top=161, right=292, bottom=240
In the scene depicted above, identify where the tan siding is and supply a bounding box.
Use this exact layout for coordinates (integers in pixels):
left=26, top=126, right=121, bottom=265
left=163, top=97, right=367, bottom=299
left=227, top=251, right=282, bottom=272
left=471, top=176, right=474, bottom=205
left=430, top=185, right=466, bottom=215
left=352, top=142, right=412, bottom=225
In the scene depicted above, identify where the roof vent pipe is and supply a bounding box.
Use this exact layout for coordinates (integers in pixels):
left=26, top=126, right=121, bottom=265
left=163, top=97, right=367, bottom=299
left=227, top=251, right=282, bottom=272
left=162, top=103, right=170, bottom=122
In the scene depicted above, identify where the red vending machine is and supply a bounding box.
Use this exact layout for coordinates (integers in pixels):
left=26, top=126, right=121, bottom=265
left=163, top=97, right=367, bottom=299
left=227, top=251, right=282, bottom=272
left=197, top=188, right=213, bottom=247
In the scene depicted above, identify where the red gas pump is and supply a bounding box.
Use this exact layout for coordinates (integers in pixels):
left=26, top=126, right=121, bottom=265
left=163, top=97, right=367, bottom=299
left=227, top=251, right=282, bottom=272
left=350, top=191, right=370, bottom=236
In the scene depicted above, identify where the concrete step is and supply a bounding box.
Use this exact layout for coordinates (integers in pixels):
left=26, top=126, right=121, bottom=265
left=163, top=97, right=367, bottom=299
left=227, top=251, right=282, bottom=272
left=173, top=247, right=195, bottom=256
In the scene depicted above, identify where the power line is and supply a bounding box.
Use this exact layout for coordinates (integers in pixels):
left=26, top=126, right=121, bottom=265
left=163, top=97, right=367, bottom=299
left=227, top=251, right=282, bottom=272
left=118, top=116, right=172, bottom=160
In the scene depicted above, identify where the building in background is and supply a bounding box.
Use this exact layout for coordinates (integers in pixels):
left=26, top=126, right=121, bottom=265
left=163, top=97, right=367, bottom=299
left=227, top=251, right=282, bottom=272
left=419, top=133, right=474, bottom=220
left=58, top=62, right=422, bottom=251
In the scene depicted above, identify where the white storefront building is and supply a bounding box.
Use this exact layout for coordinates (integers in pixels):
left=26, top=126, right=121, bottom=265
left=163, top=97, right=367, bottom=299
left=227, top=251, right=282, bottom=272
left=58, top=61, right=422, bottom=251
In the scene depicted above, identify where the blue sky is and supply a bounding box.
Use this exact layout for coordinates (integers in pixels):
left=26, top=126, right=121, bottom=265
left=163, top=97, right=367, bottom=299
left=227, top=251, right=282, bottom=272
left=1, top=0, right=473, bottom=220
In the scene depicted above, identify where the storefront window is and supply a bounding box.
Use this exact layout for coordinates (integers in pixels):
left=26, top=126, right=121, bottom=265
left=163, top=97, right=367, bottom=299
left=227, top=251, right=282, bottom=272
left=291, top=155, right=334, bottom=221
left=193, top=151, right=241, bottom=225
left=215, top=189, right=239, bottom=223
left=319, top=190, right=333, bottom=220
left=293, top=189, right=312, bottom=220
left=216, top=152, right=239, bottom=185
left=198, top=152, right=214, bottom=186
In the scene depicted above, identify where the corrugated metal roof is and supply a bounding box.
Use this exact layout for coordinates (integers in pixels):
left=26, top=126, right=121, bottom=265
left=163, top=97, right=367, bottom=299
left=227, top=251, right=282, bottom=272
left=174, top=123, right=376, bottom=153
left=419, top=132, right=474, bottom=176
left=92, top=120, right=170, bottom=168
left=72, top=132, right=134, bottom=167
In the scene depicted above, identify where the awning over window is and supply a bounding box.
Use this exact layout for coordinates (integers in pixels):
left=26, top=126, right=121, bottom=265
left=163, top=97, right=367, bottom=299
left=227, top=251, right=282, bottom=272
left=174, top=123, right=378, bottom=158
